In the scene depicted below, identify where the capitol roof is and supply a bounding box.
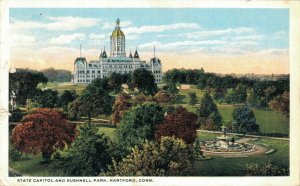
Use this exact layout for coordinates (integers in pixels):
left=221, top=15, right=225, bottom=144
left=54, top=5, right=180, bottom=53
left=111, top=18, right=125, bottom=38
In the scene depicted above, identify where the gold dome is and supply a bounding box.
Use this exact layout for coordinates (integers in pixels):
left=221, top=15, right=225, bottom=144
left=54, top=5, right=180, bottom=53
left=111, top=29, right=125, bottom=38
left=111, top=18, right=125, bottom=38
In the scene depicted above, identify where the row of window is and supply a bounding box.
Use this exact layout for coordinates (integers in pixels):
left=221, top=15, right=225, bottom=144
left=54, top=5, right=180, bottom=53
left=78, top=79, right=91, bottom=83
left=153, top=70, right=161, bottom=74
left=78, top=75, right=101, bottom=78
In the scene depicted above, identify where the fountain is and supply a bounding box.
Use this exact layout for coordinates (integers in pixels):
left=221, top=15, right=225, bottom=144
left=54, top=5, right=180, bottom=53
left=201, top=126, right=256, bottom=153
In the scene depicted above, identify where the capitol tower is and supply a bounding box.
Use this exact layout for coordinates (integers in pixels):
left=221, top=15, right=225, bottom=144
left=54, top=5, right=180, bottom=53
left=72, top=18, right=162, bottom=84
left=110, top=18, right=126, bottom=58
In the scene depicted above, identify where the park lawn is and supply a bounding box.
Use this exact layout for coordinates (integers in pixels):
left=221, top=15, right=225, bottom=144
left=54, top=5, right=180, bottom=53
left=37, top=82, right=87, bottom=95
left=183, top=103, right=289, bottom=135
left=98, top=126, right=117, bottom=143
left=217, top=105, right=289, bottom=135
left=9, top=154, right=64, bottom=176
left=194, top=132, right=289, bottom=176
left=178, top=87, right=205, bottom=104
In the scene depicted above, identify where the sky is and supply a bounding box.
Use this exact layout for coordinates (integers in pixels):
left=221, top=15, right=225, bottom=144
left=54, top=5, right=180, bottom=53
left=9, top=8, right=289, bottom=74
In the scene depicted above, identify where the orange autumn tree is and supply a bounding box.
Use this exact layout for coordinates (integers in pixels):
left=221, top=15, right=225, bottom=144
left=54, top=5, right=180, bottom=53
left=111, top=93, right=132, bottom=125
left=12, top=108, right=77, bottom=161
left=155, top=106, right=197, bottom=144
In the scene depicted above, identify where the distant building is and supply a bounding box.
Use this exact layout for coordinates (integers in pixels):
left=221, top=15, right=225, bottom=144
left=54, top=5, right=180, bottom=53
left=72, top=18, right=163, bottom=84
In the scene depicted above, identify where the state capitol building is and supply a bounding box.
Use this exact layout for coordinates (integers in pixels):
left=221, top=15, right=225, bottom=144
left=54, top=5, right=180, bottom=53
left=72, top=18, right=163, bottom=84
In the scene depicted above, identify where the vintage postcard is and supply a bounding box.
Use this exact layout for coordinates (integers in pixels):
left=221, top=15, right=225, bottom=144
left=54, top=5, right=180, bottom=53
left=0, top=0, right=299, bottom=186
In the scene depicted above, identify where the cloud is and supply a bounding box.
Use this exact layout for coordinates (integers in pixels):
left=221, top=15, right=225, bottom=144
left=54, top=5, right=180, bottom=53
left=11, top=16, right=100, bottom=31
left=256, top=48, right=288, bottom=56
left=89, top=33, right=106, bottom=40
left=139, top=40, right=226, bottom=51
left=10, top=34, right=36, bottom=47
left=124, top=23, right=200, bottom=34
left=232, top=35, right=264, bottom=41
left=49, top=33, right=86, bottom=45
left=186, top=27, right=255, bottom=39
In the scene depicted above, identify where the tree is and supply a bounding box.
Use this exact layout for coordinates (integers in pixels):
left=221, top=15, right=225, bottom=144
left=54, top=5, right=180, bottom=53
left=232, top=106, right=259, bottom=134
left=12, top=108, right=77, bottom=161
left=9, top=69, right=48, bottom=105
left=62, top=124, right=112, bottom=176
left=164, top=82, right=178, bottom=95
left=268, top=91, right=289, bottom=117
left=33, top=89, right=59, bottom=108
left=108, top=72, right=123, bottom=93
left=187, top=92, right=197, bottom=105
left=116, top=102, right=164, bottom=151
left=247, top=88, right=258, bottom=107
left=197, top=93, right=222, bottom=130
left=105, top=136, right=194, bottom=176
left=77, top=78, right=113, bottom=123
left=246, top=161, right=289, bottom=176
left=132, top=93, right=149, bottom=105
left=58, top=90, right=76, bottom=111
left=42, top=67, right=71, bottom=82
left=224, top=84, right=247, bottom=104
left=111, top=93, right=132, bottom=125
left=155, top=107, right=197, bottom=144
left=132, top=69, right=157, bottom=95
left=154, top=91, right=172, bottom=104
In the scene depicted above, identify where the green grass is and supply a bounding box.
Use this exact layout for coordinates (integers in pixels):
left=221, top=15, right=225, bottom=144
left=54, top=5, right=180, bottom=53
left=98, top=126, right=117, bottom=142
left=218, top=105, right=289, bottom=135
left=10, top=155, right=63, bottom=176
left=178, top=87, right=205, bottom=104
left=193, top=131, right=289, bottom=176
left=37, top=82, right=87, bottom=95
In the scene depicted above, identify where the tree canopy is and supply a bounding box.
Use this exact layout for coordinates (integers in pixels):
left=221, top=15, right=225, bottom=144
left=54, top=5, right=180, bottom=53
left=155, top=106, right=197, bottom=144
left=9, top=69, right=48, bottom=105
left=268, top=91, right=289, bottom=117
left=12, top=108, right=77, bottom=161
left=76, top=78, right=114, bottom=122
left=111, top=93, right=132, bottom=125
left=62, top=124, right=112, bottom=176
left=232, top=106, right=259, bottom=134
left=197, top=93, right=222, bottom=130
left=116, top=102, right=164, bottom=150
left=105, top=136, right=194, bottom=176
left=132, top=69, right=157, bottom=95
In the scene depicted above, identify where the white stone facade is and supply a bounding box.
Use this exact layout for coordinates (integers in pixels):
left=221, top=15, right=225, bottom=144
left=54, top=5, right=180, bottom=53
left=72, top=18, right=162, bottom=84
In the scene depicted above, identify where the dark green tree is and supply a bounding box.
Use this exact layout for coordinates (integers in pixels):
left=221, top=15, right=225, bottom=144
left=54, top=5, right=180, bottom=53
left=33, top=89, right=59, bottom=108
left=42, top=68, right=72, bottom=82
left=232, top=106, right=259, bottom=134
left=9, top=69, right=48, bottom=105
left=77, top=78, right=113, bottom=123
left=116, top=102, right=164, bottom=154
left=247, top=88, right=258, bottom=107
left=132, top=69, right=157, bottom=95
left=224, top=84, right=247, bottom=104
left=187, top=92, right=197, bottom=105
left=58, top=90, right=77, bottom=111
left=62, top=124, right=112, bottom=176
left=108, top=72, right=123, bottom=93
left=197, top=93, right=222, bottom=130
